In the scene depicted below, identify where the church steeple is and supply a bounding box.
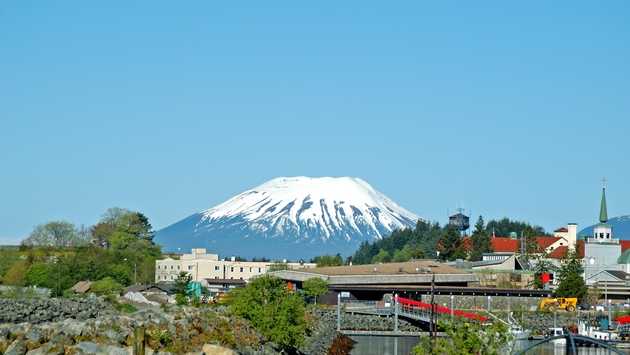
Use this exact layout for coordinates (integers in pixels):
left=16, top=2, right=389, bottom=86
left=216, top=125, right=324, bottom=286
left=600, top=180, right=608, bottom=223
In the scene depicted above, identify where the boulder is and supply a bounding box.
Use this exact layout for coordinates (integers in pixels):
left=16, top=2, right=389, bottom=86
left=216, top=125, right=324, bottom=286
left=25, top=342, right=64, bottom=355
left=4, top=339, right=27, bottom=355
left=25, top=327, right=44, bottom=344
left=201, top=344, right=237, bottom=355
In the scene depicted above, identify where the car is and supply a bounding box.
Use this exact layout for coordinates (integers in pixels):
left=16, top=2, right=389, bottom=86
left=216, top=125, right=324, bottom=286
left=595, top=305, right=605, bottom=312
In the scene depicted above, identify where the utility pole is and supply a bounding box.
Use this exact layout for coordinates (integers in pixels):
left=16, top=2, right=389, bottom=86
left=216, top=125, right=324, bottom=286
left=336, top=293, right=341, bottom=331
left=430, top=272, right=436, bottom=344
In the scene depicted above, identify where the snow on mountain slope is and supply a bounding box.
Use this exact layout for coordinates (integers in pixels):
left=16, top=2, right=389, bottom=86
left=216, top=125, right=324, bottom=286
left=155, top=177, right=421, bottom=259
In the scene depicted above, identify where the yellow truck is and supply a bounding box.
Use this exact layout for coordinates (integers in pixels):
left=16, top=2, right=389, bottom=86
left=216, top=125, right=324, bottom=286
left=538, top=297, right=577, bottom=312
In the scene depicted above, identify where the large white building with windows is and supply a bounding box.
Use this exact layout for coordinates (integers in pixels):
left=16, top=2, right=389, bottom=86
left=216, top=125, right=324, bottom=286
left=155, top=248, right=316, bottom=283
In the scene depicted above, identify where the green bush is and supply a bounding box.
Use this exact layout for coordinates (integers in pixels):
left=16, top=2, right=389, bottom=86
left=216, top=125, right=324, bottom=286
left=175, top=293, right=188, bottom=306
left=229, top=275, right=306, bottom=350
left=90, top=277, right=123, bottom=295
left=116, top=302, right=137, bottom=313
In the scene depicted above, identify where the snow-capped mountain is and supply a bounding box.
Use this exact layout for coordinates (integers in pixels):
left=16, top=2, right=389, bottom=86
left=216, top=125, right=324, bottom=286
left=154, top=177, right=421, bottom=259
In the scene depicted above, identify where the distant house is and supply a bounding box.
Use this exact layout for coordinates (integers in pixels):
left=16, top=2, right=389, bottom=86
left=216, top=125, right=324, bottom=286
left=70, top=281, right=92, bottom=294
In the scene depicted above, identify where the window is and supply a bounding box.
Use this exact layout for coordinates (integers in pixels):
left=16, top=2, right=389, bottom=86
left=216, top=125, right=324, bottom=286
left=188, top=265, right=193, bottom=270
left=215, top=266, right=220, bottom=271
left=240, top=277, right=243, bottom=280
left=215, top=276, right=219, bottom=279
left=258, top=268, right=262, bottom=273
left=177, top=265, right=180, bottom=270
left=249, top=267, right=253, bottom=272
left=231, top=267, right=234, bottom=272
left=170, top=265, right=173, bottom=269
left=240, top=267, right=243, bottom=272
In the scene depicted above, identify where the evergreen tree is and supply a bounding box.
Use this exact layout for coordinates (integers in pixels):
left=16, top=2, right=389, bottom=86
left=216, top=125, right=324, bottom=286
left=372, top=248, right=391, bottom=263
left=469, top=216, right=491, bottom=261
left=439, top=226, right=466, bottom=261
left=555, top=249, right=587, bottom=300
left=531, top=258, right=555, bottom=289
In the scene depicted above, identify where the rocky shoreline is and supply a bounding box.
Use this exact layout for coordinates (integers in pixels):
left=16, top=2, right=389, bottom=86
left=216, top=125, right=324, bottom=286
left=0, top=298, right=376, bottom=355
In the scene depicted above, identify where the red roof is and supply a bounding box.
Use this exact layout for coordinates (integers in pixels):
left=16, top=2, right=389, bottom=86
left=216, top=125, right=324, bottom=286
left=535, top=236, right=561, bottom=250
left=463, top=235, right=566, bottom=254
left=621, top=240, right=630, bottom=253
left=547, top=240, right=585, bottom=259
left=491, top=237, right=520, bottom=252
left=548, top=246, right=568, bottom=259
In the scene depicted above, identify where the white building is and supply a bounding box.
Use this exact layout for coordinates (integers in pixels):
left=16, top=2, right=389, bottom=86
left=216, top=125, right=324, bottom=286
left=584, top=186, right=624, bottom=284
left=155, top=248, right=316, bottom=284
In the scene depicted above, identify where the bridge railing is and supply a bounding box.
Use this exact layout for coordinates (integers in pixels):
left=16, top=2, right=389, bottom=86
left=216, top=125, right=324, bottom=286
left=397, top=296, right=488, bottom=322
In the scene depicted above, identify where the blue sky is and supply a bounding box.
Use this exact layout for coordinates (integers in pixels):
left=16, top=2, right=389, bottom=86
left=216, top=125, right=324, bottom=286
left=2, top=1, right=630, bottom=244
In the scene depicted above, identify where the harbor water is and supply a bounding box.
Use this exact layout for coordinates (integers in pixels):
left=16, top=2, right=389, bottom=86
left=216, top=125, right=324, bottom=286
left=348, top=336, right=630, bottom=355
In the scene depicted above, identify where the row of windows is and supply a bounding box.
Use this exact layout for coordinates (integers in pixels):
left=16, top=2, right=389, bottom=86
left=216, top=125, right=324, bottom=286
left=157, top=275, right=246, bottom=281
left=157, top=264, right=265, bottom=273
left=157, top=265, right=181, bottom=270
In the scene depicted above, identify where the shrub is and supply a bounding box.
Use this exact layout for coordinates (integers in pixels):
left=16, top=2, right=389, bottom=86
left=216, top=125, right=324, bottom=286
left=90, top=277, right=123, bottom=295
left=175, top=293, right=188, bottom=306
left=229, top=275, right=306, bottom=350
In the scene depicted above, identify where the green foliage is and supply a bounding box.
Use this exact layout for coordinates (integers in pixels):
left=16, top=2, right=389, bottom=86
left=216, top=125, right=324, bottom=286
left=302, top=278, right=328, bottom=303
left=5, top=207, right=162, bottom=297
left=531, top=258, right=555, bottom=289
left=439, top=226, right=466, bottom=261
left=412, top=320, right=511, bottom=355
left=175, top=293, right=188, bottom=306
left=352, top=221, right=441, bottom=265
left=22, top=221, right=89, bottom=248
left=174, top=271, right=192, bottom=295
left=555, top=248, right=587, bottom=300
left=90, top=277, right=123, bottom=295
left=485, top=217, right=547, bottom=238
left=116, top=302, right=138, bottom=313
left=312, top=254, right=343, bottom=267
left=229, top=275, right=306, bottom=350
left=469, top=216, right=491, bottom=261
left=0, top=248, right=21, bottom=283
left=25, top=263, right=53, bottom=287
left=2, top=259, right=28, bottom=286
left=392, top=245, right=414, bottom=262
left=371, top=248, right=391, bottom=263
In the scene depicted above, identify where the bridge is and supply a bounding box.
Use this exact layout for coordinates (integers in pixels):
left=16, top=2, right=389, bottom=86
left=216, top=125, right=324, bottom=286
left=336, top=294, right=488, bottom=332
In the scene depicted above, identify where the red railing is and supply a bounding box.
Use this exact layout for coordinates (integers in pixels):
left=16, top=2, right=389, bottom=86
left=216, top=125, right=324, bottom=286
left=397, top=296, right=488, bottom=322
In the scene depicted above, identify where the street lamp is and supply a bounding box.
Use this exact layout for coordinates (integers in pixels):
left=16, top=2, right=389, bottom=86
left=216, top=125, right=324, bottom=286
left=123, top=258, right=137, bottom=285
left=52, top=256, right=60, bottom=297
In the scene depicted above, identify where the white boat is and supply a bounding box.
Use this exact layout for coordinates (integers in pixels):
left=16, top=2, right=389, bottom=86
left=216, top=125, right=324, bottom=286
left=578, top=321, right=618, bottom=341
left=548, top=327, right=566, bottom=345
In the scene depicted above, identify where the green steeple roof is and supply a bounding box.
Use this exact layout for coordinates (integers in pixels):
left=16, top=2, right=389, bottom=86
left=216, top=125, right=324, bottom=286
left=600, top=187, right=608, bottom=223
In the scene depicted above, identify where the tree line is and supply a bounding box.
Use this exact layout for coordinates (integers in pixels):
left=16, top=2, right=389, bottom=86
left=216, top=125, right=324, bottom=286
left=351, top=217, right=549, bottom=264
left=0, top=207, right=161, bottom=296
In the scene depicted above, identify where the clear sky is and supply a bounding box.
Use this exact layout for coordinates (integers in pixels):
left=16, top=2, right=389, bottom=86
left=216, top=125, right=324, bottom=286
left=2, top=1, right=629, bottom=244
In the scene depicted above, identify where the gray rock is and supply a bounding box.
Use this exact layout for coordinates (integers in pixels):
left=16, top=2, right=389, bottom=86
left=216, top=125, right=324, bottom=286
left=25, top=342, right=63, bottom=355
left=25, top=327, right=44, bottom=343
left=74, top=341, right=100, bottom=354
left=62, top=319, right=85, bottom=338
left=4, top=339, right=27, bottom=355
left=104, top=328, right=126, bottom=344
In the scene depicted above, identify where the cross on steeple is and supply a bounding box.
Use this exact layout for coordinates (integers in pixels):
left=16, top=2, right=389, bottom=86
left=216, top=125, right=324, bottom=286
left=602, top=177, right=607, bottom=189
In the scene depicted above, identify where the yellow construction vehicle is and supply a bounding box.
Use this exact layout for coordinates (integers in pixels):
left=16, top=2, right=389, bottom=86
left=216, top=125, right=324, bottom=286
left=538, top=297, right=577, bottom=312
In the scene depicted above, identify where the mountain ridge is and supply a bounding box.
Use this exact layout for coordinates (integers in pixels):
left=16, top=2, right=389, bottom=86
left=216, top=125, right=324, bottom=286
left=154, top=177, right=421, bottom=259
